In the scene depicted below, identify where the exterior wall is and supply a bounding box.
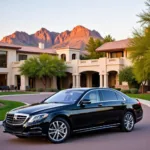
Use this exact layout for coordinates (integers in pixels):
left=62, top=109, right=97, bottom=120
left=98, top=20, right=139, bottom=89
left=35, top=78, right=51, bottom=89
left=56, top=48, right=80, bottom=61
left=0, top=46, right=137, bottom=90
left=17, top=53, right=39, bottom=61
left=0, top=48, right=17, bottom=86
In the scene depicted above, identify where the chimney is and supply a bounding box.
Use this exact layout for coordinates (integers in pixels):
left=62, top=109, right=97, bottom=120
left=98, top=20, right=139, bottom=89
left=39, top=42, right=45, bottom=49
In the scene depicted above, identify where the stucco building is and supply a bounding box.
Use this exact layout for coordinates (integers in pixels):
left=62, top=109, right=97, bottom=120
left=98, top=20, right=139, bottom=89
left=0, top=39, right=138, bottom=91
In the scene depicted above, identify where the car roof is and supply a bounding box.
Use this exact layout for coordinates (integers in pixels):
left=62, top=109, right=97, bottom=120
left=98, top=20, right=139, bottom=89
left=65, top=87, right=112, bottom=92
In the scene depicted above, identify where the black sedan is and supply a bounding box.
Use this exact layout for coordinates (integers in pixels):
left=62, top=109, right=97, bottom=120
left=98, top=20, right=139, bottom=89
left=3, top=88, right=143, bottom=143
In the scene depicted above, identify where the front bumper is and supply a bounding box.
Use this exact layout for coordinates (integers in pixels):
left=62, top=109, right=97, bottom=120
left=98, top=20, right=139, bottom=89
left=3, top=121, right=49, bottom=137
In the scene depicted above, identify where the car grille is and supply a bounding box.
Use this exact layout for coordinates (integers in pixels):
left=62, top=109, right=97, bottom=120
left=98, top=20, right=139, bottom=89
left=6, top=113, right=28, bottom=125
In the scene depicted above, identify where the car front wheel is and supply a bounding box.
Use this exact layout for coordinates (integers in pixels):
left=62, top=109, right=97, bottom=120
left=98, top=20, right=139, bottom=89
left=121, top=112, right=135, bottom=132
left=47, top=117, right=70, bottom=143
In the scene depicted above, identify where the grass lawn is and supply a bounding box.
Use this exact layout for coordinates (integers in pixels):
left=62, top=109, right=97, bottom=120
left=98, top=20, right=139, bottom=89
left=0, top=91, right=37, bottom=96
left=0, top=100, right=25, bottom=121
left=127, top=94, right=150, bottom=101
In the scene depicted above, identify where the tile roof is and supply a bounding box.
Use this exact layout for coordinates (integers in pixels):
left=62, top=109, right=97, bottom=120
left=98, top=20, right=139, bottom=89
left=96, top=39, right=130, bottom=52
left=18, top=46, right=57, bottom=55
left=0, top=42, right=21, bottom=49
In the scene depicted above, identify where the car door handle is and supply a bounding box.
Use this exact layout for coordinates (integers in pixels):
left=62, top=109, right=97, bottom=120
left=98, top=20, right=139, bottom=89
left=98, top=103, right=103, bottom=107
left=121, top=101, right=125, bottom=105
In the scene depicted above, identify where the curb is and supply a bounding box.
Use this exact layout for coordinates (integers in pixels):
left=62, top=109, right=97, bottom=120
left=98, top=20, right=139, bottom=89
left=0, top=92, right=52, bottom=97
left=0, top=93, right=40, bottom=97
left=139, top=99, right=150, bottom=107
left=0, top=121, right=2, bottom=126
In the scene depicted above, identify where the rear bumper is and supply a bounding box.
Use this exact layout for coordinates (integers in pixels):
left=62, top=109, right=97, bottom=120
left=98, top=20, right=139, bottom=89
left=135, top=107, right=143, bottom=123
left=136, top=116, right=143, bottom=123
left=3, top=121, right=48, bottom=137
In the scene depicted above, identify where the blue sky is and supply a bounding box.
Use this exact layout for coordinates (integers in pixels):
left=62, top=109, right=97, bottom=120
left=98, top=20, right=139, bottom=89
left=0, top=0, right=146, bottom=40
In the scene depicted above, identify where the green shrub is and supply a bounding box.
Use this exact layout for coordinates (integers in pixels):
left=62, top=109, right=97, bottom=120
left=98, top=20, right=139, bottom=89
left=51, top=89, right=59, bottom=92
left=121, top=89, right=130, bottom=94
left=45, top=88, right=59, bottom=92
left=130, top=88, right=139, bottom=94
left=45, top=88, right=52, bottom=92
left=37, top=88, right=44, bottom=92
left=30, top=88, right=36, bottom=92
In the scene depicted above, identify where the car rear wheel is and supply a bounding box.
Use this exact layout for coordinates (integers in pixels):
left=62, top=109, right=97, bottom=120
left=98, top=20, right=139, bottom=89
left=47, top=117, right=70, bottom=143
left=121, top=111, right=135, bottom=132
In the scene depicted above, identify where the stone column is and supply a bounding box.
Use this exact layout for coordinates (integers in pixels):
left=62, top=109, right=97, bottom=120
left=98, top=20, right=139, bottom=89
left=76, top=74, right=80, bottom=88
left=99, top=74, right=103, bottom=88
left=20, top=75, right=28, bottom=91
left=72, top=75, right=76, bottom=88
left=104, top=73, right=108, bottom=88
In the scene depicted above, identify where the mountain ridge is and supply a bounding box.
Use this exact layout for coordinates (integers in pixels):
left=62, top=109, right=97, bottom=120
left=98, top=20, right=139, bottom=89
left=1, top=25, right=103, bottom=50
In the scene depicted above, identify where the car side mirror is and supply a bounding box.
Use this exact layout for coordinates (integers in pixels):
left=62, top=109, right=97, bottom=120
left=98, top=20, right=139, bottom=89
left=80, top=99, right=91, bottom=105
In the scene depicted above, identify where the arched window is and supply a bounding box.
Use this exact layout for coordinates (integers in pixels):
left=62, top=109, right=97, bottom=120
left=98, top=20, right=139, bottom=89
left=72, top=54, right=76, bottom=60
left=61, top=54, right=66, bottom=61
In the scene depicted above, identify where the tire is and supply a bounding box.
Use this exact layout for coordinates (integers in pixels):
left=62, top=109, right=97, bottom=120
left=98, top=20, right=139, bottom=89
left=121, top=111, right=135, bottom=132
left=47, top=117, right=70, bottom=143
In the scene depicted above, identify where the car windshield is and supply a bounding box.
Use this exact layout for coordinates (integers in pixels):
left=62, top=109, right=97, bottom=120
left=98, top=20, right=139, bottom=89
left=44, top=90, right=85, bottom=104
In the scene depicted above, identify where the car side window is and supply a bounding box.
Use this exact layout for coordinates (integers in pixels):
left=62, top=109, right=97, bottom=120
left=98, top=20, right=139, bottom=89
left=100, top=90, right=117, bottom=101
left=82, top=90, right=100, bottom=104
left=115, top=93, right=124, bottom=101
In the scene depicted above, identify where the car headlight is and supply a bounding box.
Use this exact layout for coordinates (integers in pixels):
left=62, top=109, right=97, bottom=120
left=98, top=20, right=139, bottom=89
left=28, top=113, right=48, bottom=123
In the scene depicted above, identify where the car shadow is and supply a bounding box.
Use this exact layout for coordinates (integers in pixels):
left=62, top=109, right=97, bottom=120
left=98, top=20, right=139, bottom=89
left=8, top=128, right=121, bottom=144
left=8, top=126, right=146, bottom=145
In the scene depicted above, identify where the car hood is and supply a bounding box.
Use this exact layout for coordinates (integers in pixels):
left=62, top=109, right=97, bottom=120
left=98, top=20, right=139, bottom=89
left=9, top=103, right=68, bottom=115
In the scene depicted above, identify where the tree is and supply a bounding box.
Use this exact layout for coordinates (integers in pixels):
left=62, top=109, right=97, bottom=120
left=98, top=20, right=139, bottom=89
left=84, top=34, right=115, bottom=59
left=119, top=66, right=140, bottom=89
left=103, top=34, right=115, bottom=43
left=20, top=54, right=67, bottom=90
left=138, top=0, right=150, bottom=25
left=85, top=37, right=104, bottom=59
left=127, top=0, right=150, bottom=92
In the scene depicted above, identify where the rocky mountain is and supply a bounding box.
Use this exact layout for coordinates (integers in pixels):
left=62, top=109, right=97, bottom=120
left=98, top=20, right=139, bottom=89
left=1, top=25, right=103, bottom=49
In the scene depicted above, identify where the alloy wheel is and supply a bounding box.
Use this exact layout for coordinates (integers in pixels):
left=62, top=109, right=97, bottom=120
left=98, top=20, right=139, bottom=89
left=124, top=112, right=134, bottom=131
left=48, top=120, right=68, bottom=142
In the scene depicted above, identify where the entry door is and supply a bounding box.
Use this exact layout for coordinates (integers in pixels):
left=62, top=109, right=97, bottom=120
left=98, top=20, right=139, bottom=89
left=16, top=75, right=21, bottom=90
left=0, top=74, right=7, bottom=86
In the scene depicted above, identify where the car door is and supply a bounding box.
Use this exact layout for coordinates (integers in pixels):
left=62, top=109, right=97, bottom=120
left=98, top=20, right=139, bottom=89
left=70, top=90, right=105, bottom=130
left=99, top=89, right=126, bottom=125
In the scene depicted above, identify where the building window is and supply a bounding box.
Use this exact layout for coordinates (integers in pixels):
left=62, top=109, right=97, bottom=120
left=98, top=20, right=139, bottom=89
left=110, top=51, right=123, bottom=58
left=61, top=54, right=66, bottom=61
left=0, top=51, right=7, bottom=68
left=72, top=54, right=76, bottom=60
left=19, top=55, right=27, bottom=61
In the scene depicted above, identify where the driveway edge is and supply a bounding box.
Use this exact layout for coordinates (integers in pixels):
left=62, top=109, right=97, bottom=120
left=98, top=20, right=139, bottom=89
left=139, top=99, right=150, bottom=107
left=0, top=92, right=53, bottom=98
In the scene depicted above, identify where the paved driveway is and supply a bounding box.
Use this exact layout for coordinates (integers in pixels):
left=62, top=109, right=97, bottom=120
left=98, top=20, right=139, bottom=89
left=0, top=93, right=52, bottom=104
left=0, top=105, right=150, bottom=150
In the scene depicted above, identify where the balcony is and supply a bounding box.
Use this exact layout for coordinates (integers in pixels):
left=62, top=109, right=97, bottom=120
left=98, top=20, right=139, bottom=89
left=106, top=58, right=124, bottom=65
left=79, top=59, right=99, bottom=66
left=12, top=61, right=24, bottom=68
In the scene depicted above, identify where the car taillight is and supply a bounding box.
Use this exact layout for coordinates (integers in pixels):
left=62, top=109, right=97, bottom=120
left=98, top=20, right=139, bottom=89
left=137, top=99, right=141, bottom=106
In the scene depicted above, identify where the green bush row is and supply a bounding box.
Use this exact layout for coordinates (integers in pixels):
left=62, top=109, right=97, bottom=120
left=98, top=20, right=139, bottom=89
left=121, top=88, right=139, bottom=94
left=27, top=88, right=59, bottom=92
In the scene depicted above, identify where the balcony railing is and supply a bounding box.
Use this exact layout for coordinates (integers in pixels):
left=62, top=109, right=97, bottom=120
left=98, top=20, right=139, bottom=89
left=79, top=59, right=99, bottom=66
left=107, top=58, right=124, bottom=65
left=12, top=60, right=24, bottom=67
